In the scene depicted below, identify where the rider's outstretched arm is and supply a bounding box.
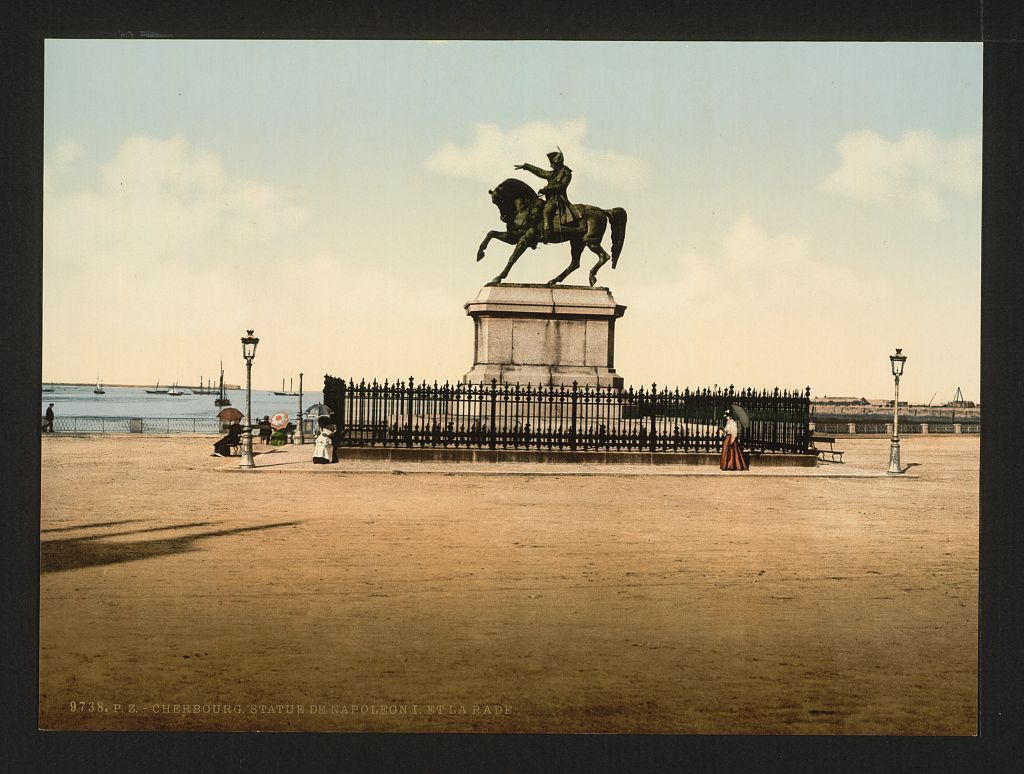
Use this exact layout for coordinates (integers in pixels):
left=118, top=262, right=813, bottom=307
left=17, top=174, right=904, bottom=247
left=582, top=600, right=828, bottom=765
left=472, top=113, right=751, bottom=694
left=518, top=163, right=552, bottom=180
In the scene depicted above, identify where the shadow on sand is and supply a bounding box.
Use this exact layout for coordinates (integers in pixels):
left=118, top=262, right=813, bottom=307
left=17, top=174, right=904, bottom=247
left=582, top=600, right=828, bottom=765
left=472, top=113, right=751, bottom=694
left=41, top=521, right=302, bottom=574
left=41, top=518, right=149, bottom=534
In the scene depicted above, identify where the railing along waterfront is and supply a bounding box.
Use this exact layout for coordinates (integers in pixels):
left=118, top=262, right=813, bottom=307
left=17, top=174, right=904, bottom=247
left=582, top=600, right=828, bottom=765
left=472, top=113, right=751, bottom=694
left=47, top=417, right=226, bottom=434
left=323, top=377, right=812, bottom=454
left=46, top=417, right=323, bottom=436
left=812, top=419, right=980, bottom=435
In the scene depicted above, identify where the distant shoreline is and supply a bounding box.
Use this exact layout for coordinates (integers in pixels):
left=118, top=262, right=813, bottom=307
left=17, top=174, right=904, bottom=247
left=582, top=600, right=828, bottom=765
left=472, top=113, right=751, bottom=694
left=44, top=382, right=244, bottom=390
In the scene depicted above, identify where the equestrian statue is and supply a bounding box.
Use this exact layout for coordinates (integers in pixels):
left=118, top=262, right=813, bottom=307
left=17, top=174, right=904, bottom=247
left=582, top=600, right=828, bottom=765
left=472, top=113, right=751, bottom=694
left=475, top=149, right=628, bottom=286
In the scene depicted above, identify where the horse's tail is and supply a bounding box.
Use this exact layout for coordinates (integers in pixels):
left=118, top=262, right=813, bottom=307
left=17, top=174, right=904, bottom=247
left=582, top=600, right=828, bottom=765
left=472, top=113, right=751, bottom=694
left=608, top=207, right=627, bottom=268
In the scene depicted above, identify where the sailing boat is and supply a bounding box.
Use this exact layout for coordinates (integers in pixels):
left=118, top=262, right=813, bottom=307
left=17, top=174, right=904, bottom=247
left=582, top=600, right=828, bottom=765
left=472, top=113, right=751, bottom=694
left=192, top=375, right=214, bottom=395
left=273, top=377, right=299, bottom=396
left=167, top=382, right=186, bottom=396
left=145, top=380, right=169, bottom=394
left=41, top=381, right=54, bottom=393
left=214, top=362, right=231, bottom=407
left=94, top=378, right=105, bottom=395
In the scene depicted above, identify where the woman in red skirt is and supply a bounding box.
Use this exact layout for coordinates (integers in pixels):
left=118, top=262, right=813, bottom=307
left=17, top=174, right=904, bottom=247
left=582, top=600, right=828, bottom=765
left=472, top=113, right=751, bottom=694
left=719, top=409, right=748, bottom=471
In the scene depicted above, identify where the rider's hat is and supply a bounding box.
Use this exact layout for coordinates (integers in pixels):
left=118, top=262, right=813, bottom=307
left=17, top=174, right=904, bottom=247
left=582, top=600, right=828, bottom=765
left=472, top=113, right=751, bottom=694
left=547, top=147, right=564, bottom=165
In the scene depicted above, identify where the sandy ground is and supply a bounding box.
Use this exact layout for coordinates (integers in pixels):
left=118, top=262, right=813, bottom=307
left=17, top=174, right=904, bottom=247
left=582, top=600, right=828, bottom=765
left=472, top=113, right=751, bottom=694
left=38, top=434, right=978, bottom=734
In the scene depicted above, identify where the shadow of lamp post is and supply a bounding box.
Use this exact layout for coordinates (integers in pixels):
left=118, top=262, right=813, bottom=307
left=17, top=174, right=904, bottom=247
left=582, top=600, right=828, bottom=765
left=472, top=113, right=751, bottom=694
left=887, top=348, right=907, bottom=475
left=239, top=330, right=260, bottom=469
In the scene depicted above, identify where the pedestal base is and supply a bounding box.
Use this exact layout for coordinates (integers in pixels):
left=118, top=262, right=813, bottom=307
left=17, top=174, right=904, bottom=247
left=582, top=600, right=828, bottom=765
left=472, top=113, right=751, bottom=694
left=462, top=363, right=623, bottom=389
left=463, top=283, right=627, bottom=388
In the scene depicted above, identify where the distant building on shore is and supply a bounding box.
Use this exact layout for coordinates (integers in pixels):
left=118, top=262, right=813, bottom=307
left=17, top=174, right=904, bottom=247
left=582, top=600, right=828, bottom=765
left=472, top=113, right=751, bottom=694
left=814, top=396, right=870, bottom=406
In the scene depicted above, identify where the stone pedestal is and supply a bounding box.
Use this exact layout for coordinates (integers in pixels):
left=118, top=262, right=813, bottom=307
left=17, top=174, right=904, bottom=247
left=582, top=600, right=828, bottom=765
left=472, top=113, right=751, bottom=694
left=463, top=283, right=626, bottom=388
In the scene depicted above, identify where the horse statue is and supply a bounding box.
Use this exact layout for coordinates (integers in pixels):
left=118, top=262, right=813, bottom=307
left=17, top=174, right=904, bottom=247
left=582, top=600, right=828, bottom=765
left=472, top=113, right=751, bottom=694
left=476, top=178, right=627, bottom=286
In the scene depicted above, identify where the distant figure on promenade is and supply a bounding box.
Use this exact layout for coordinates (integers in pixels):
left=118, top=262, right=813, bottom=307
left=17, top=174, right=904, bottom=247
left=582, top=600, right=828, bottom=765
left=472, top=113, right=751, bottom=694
left=258, top=416, right=273, bottom=444
left=719, top=409, right=749, bottom=471
left=43, top=403, right=55, bottom=432
left=313, top=426, right=334, bottom=464
left=211, top=423, right=241, bottom=457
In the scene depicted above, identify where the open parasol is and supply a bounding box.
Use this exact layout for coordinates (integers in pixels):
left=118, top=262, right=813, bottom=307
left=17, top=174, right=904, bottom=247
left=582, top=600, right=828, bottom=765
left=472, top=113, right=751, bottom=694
left=217, top=407, right=243, bottom=423
left=729, top=403, right=751, bottom=429
left=270, top=411, right=290, bottom=430
left=304, top=403, right=334, bottom=418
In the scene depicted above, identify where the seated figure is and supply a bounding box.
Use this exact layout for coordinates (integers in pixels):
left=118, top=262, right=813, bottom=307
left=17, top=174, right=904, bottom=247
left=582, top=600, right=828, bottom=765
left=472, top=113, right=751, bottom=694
left=212, top=423, right=242, bottom=457
left=258, top=417, right=273, bottom=444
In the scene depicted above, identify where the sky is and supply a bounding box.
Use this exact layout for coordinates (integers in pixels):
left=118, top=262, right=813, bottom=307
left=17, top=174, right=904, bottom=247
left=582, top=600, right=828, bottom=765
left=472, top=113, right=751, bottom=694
left=43, top=41, right=981, bottom=403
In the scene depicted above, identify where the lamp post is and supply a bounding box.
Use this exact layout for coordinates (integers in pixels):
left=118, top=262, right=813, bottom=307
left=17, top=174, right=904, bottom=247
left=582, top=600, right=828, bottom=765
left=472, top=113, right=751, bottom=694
left=296, top=372, right=305, bottom=444
left=239, top=330, right=260, bottom=469
left=887, top=348, right=907, bottom=475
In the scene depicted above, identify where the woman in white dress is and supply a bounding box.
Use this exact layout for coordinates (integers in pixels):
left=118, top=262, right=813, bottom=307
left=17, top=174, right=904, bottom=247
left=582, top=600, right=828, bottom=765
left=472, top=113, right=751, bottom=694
left=313, top=426, right=334, bottom=464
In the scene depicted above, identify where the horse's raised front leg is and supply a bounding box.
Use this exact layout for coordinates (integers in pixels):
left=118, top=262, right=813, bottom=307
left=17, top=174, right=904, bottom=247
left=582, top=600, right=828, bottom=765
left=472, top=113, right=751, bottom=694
left=547, top=239, right=584, bottom=286
left=492, top=235, right=532, bottom=284
left=477, top=230, right=511, bottom=262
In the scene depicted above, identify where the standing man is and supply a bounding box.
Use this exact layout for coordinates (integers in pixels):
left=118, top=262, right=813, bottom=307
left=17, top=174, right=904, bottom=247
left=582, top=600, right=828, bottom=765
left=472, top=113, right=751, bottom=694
left=44, top=403, right=55, bottom=433
left=515, top=148, right=575, bottom=237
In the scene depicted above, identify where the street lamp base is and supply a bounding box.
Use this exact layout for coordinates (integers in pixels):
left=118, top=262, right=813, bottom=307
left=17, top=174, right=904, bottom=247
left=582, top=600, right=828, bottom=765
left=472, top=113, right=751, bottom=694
left=887, top=436, right=903, bottom=475
left=239, top=430, right=256, bottom=469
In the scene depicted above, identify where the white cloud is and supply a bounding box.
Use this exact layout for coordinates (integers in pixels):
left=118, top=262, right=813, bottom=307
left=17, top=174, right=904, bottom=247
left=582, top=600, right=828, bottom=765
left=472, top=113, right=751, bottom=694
left=820, top=129, right=981, bottom=220
left=426, top=119, right=647, bottom=189
left=52, top=139, right=84, bottom=166
left=614, top=217, right=888, bottom=393
left=45, top=134, right=311, bottom=272
left=643, top=216, right=881, bottom=313
left=43, top=139, right=85, bottom=192
left=42, top=136, right=476, bottom=385
left=42, top=134, right=321, bottom=383
left=42, top=242, right=471, bottom=388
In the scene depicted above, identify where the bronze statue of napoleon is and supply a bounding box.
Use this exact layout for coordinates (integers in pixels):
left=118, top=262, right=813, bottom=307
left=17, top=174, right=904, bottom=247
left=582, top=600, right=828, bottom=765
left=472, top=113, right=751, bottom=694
left=476, top=150, right=627, bottom=286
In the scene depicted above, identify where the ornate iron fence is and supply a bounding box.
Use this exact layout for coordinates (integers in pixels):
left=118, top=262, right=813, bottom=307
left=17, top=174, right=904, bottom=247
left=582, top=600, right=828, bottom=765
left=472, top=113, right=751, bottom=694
left=323, top=377, right=812, bottom=454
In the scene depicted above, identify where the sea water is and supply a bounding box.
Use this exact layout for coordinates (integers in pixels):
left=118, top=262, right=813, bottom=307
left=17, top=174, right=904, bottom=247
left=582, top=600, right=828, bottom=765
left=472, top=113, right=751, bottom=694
left=40, top=384, right=324, bottom=422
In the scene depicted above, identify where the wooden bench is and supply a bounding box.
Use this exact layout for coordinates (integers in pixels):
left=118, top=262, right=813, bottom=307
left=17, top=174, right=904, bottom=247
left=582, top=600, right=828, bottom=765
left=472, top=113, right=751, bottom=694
left=812, top=434, right=844, bottom=463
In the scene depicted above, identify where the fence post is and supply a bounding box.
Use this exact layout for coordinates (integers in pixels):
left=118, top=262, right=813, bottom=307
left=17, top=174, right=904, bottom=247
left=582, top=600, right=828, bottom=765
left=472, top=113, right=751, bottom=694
left=407, top=376, right=415, bottom=448
left=339, top=378, right=347, bottom=441
left=650, top=383, right=657, bottom=453
left=489, top=379, right=497, bottom=450
left=804, top=386, right=812, bottom=452
left=570, top=381, right=578, bottom=452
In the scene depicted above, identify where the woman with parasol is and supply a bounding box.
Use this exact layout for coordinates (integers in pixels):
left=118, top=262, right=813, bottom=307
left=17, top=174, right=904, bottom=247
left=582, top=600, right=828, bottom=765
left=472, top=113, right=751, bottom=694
left=719, top=405, right=749, bottom=471
left=211, top=422, right=241, bottom=458
left=268, top=412, right=291, bottom=446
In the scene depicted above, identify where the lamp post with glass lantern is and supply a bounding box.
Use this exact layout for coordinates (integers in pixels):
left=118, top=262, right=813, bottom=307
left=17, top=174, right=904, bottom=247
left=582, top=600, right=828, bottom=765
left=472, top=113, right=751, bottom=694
left=239, top=330, right=260, bottom=469
left=887, top=348, right=907, bottom=475
left=296, top=372, right=305, bottom=444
